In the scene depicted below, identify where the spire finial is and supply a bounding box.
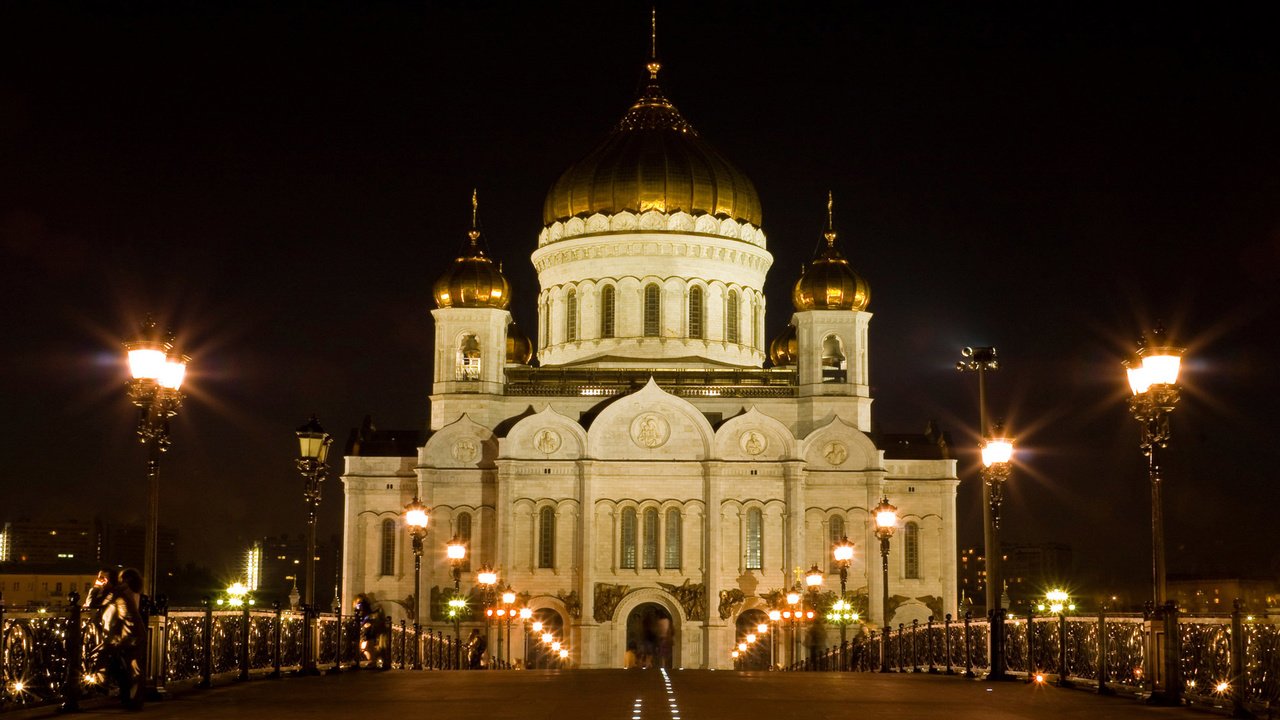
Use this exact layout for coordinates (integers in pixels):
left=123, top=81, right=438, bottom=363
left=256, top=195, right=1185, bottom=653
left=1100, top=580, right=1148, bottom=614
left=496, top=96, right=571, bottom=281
left=824, top=190, right=837, bottom=247
left=646, top=7, right=661, bottom=80
left=468, top=188, right=480, bottom=242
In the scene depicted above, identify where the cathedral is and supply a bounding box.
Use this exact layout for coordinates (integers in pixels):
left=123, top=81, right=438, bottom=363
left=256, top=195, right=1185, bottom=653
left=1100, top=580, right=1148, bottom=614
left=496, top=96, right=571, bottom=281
left=339, top=46, right=959, bottom=670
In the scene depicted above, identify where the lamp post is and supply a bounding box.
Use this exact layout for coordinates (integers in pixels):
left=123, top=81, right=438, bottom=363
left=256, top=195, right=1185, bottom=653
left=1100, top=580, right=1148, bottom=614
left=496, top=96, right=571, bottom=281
left=519, top=607, right=532, bottom=667
left=805, top=564, right=823, bottom=666
left=768, top=609, right=781, bottom=669
left=404, top=498, right=429, bottom=670
left=501, top=586, right=516, bottom=667
left=294, top=415, right=332, bottom=675
left=832, top=537, right=854, bottom=644
left=124, top=318, right=189, bottom=599
left=980, top=427, right=1014, bottom=681
left=785, top=587, right=801, bottom=668
left=1124, top=325, right=1184, bottom=704
left=476, top=565, right=497, bottom=668
left=1038, top=589, right=1075, bottom=687
left=873, top=497, right=897, bottom=673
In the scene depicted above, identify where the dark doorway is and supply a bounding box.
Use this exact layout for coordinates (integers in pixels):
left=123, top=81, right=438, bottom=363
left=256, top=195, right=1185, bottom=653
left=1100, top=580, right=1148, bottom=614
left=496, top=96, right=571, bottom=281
left=736, top=609, right=772, bottom=670
left=525, top=608, right=564, bottom=669
left=625, top=603, right=673, bottom=668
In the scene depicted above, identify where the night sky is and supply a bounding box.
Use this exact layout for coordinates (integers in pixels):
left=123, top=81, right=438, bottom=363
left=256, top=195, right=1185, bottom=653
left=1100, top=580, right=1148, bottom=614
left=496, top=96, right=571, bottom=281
left=3, top=2, right=1278, bottom=594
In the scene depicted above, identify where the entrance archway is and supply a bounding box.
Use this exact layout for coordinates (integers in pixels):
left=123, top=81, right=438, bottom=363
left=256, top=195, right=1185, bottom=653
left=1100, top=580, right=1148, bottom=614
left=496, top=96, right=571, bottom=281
left=525, top=608, right=564, bottom=669
left=735, top=609, right=772, bottom=670
left=625, top=603, right=673, bottom=669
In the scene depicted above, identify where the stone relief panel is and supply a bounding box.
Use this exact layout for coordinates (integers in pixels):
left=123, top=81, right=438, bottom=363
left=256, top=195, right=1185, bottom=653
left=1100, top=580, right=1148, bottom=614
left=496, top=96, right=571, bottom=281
left=501, top=407, right=587, bottom=460
left=802, top=416, right=878, bottom=470
left=713, top=407, right=794, bottom=461
left=421, top=414, right=498, bottom=469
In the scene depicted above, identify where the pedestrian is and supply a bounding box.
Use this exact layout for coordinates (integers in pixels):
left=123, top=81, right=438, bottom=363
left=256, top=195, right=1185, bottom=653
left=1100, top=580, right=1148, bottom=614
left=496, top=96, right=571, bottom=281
left=353, top=594, right=389, bottom=669
left=623, top=641, right=638, bottom=669
left=102, top=568, right=145, bottom=710
left=467, top=629, right=487, bottom=669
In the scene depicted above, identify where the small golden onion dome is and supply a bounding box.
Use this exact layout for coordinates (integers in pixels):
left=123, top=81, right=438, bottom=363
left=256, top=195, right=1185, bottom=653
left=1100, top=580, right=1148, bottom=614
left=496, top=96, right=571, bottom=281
left=792, top=229, right=870, bottom=312
left=433, top=233, right=511, bottom=310
left=506, top=322, right=532, bottom=365
left=543, top=68, right=762, bottom=227
left=769, top=324, right=798, bottom=367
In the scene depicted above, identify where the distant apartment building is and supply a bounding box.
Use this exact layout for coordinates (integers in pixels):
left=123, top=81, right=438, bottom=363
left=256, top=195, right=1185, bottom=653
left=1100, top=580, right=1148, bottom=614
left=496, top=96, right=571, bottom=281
left=242, top=534, right=338, bottom=607
left=0, top=566, right=100, bottom=609
left=0, top=518, right=102, bottom=565
left=959, top=542, right=1073, bottom=611
left=1168, top=577, right=1279, bottom=614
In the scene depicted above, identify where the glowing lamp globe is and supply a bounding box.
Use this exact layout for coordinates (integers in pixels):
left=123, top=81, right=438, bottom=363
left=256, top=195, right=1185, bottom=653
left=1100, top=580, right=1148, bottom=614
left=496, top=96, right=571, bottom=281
left=476, top=566, right=498, bottom=586
left=531, top=621, right=543, bottom=633
left=768, top=610, right=781, bottom=622
left=158, top=355, right=189, bottom=389
left=981, top=437, right=1014, bottom=468
left=502, top=589, right=516, bottom=605
left=786, top=591, right=801, bottom=606
left=873, top=498, right=898, bottom=537
left=746, top=633, right=756, bottom=644
left=404, top=498, right=429, bottom=531
left=805, top=564, right=824, bottom=588
left=559, top=648, right=569, bottom=660
left=757, top=623, right=768, bottom=634
left=295, top=416, right=332, bottom=462
left=738, top=642, right=747, bottom=652
left=832, top=537, right=855, bottom=565
left=542, top=632, right=554, bottom=644
left=551, top=640, right=561, bottom=652
left=446, top=536, right=466, bottom=560
left=520, top=607, right=532, bottom=620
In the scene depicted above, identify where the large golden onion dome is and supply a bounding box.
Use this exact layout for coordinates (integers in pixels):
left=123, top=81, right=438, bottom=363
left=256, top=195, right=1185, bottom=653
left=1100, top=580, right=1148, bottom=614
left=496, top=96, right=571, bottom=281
left=542, top=60, right=762, bottom=227
left=506, top=322, right=532, bottom=365
left=768, top=324, right=798, bottom=367
left=433, top=231, right=511, bottom=310
left=792, top=195, right=870, bottom=311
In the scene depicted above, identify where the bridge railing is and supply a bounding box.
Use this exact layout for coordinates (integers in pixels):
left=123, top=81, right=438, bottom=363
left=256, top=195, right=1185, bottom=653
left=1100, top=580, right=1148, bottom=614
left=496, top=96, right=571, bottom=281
left=806, top=605, right=1279, bottom=714
left=0, top=596, right=469, bottom=713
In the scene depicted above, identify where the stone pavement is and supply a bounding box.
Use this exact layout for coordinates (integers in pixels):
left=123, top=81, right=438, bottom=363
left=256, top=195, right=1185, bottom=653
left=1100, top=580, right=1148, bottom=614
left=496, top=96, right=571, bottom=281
left=42, top=670, right=1232, bottom=719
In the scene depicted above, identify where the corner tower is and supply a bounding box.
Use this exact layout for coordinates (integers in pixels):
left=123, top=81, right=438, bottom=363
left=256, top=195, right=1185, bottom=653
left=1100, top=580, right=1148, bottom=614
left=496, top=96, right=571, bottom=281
left=532, top=47, right=773, bottom=368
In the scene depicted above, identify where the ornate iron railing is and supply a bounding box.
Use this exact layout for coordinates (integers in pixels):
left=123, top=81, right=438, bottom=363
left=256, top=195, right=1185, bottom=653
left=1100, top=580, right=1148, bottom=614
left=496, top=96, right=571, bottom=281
left=0, top=597, right=470, bottom=713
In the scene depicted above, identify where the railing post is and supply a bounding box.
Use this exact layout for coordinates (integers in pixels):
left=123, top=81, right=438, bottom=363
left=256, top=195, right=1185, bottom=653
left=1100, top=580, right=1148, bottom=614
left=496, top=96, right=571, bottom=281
left=61, top=590, right=82, bottom=713
left=944, top=613, right=954, bottom=674
left=435, top=630, right=443, bottom=670
left=270, top=602, right=282, bottom=679
left=329, top=603, right=344, bottom=675
left=841, top=639, right=849, bottom=671
left=1230, top=600, right=1252, bottom=719
left=397, top=620, right=405, bottom=670
left=426, top=627, right=434, bottom=670
left=897, top=623, right=905, bottom=672
left=963, top=611, right=974, bottom=678
left=199, top=597, right=213, bottom=689
left=1162, top=602, right=1183, bottom=705
left=927, top=616, right=938, bottom=673
left=911, top=618, right=921, bottom=672
left=238, top=602, right=251, bottom=681
left=1097, top=607, right=1112, bottom=695
left=1025, top=609, right=1034, bottom=682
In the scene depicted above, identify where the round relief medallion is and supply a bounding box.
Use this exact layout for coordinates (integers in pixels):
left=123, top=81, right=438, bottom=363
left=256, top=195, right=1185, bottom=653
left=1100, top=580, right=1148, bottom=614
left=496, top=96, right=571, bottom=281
left=823, top=441, right=848, bottom=466
left=533, top=429, right=562, bottom=454
left=630, top=413, right=670, bottom=449
left=452, top=439, right=479, bottom=463
left=740, top=430, right=767, bottom=456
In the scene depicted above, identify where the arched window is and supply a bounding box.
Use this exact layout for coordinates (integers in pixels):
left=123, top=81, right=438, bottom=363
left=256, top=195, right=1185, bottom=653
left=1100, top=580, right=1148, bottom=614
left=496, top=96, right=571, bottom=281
left=688, top=286, right=704, bottom=339
left=642, top=508, right=659, bottom=569
left=601, top=285, right=616, bottom=338
left=620, top=508, right=638, bottom=569
left=379, top=518, right=396, bottom=576
left=822, top=334, right=847, bottom=383
left=566, top=289, right=578, bottom=342
left=745, top=507, right=763, bottom=570
left=726, top=289, right=740, bottom=344
left=457, top=512, right=472, bottom=571
left=457, top=334, right=481, bottom=381
left=538, top=506, right=555, bottom=569
left=752, top=297, right=761, bottom=349
left=643, top=284, right=661, bottom=337
left=828, top=515, right=845, bottom=572
left=904, top=521, right=920, bottom=579
left=664, top=508, right=682, bottom=569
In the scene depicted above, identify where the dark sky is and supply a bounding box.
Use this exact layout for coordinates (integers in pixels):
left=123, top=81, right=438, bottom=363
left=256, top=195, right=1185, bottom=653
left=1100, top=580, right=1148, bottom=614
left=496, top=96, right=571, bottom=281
left=3, top=2, right=1278, bottom=592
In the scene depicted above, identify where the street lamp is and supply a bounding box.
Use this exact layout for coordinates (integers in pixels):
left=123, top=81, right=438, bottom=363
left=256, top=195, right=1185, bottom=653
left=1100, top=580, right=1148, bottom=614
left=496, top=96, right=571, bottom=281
left=980, top=424, right=1014, bottom=682
left=500, top=586, right=516, bottom=667
left=124, top=318, right=189, bottom=599
left=831, top=536, right=854, bottom=645
left=294, top=415, right=332, bottom=675
left=403, top=497, right=429, bottom=669
left=476, top=565, right=498, bottom=668
left=1038, top=589, right=1075, bottom=687
left=873, top=496, right=897, bottom=673
left=767, top=609, right=781, bottom=669
left=1124, top=324, right=1184, bottom=704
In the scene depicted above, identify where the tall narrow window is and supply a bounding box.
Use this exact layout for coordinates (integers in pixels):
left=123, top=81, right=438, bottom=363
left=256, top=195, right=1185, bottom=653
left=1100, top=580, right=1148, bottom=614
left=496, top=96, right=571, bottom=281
left=457, top=512, right=472, bottom=571
left=620, top=508, right=638, bottom=569
left=904, top=521, right=920, bottom=579
left=565, top=289, right=578, bottom=342
left=752, top=298, right=761, bottom=349
left=539, top=300, right=548, bottom=349
left=379, top=518, right=396, bottom=576
left=688, top=286, right=704, bottom=339
left=601, top=285, right=616, bottom=338
left=539, top=506, right=556, bottom=569
left=726, top=289, right=740, bottom=344
left=457, top=334, right=481, bottom=381
left=745, top=507, right=763, bottom=570
left=642, top=508, right=659, bottom=569
left=828, top=515, right=845, bottom=572
left=664, top=508, right=682, bottom=569
left=643, top=284, right=661, bottom=337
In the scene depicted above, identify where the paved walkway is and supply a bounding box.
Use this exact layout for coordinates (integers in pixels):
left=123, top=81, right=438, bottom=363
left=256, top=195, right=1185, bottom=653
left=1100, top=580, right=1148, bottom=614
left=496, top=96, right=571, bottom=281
left=44, top=670, right=1232, bottom=720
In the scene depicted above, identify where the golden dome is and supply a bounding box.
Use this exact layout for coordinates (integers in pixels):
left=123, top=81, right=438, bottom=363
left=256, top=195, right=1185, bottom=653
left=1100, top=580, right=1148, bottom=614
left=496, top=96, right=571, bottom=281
left=542, top=67, right=762, bottom=228
left=792, top=195, right=869, bottom=311
left=506, top=322, right=532, bottom=365
left=433, top=233, right=511, bottom=310
left=769, top=324, right=798, bottom=367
